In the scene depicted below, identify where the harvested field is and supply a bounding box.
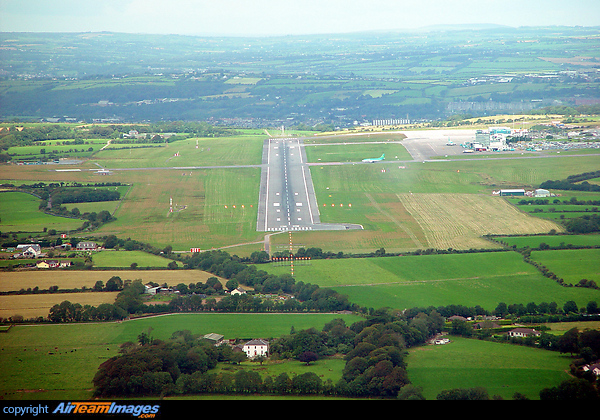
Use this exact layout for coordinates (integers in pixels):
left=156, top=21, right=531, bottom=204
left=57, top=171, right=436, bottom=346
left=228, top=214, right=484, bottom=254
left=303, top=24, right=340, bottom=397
left=397, top=193, right=564, bottom=250
left=0, top=270, right=224, bottom=292
left=0, top=292, right=120, bottom=319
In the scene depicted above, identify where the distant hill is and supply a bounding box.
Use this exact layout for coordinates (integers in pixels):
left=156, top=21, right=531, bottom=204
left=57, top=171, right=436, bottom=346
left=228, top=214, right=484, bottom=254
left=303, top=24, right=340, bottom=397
left=0, top=27, right=598, bottom=125
left=415, top=23, right=513, bottom=32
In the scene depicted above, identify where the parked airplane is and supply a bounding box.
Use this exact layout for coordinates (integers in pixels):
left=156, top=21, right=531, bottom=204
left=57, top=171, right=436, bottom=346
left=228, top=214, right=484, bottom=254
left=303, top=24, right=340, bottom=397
left=362, top=154, right=385, bottom=163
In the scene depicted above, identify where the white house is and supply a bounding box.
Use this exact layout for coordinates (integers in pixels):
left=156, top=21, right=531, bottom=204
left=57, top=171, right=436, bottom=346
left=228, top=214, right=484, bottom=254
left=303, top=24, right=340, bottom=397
left=508, top=328, right=541, bottom=338
left=16, top=244, right=42, bottom=258
left=231, top=287, right=246, bottom=296
left=76, top=242, right=98, bottom=251
left=582, top=362, right=600, bottom=377
left=242, top=339, right=269, bottom=359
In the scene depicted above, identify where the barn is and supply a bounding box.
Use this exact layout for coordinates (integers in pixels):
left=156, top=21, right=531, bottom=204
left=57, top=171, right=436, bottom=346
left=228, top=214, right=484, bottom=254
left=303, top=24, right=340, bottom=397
left=500, top=189, right=525, bottom=197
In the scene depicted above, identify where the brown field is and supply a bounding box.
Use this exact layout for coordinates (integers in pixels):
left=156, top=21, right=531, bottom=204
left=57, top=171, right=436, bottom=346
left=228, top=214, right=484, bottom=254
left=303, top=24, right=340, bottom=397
left=397, top=193, right=564, bottom=250
left=0, top=269, right=225, bottom=292
left=0, top=292, right=120, bottom=319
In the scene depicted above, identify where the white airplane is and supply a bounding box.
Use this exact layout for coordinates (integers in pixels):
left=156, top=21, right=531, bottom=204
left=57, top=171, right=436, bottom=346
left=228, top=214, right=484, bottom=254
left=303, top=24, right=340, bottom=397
left=362, top=154, right=385, bottom=163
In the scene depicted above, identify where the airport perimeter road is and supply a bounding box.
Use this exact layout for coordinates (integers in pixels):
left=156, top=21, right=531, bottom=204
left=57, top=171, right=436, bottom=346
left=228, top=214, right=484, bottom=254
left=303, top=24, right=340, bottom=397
left=256, top=137, right=363, bottom=232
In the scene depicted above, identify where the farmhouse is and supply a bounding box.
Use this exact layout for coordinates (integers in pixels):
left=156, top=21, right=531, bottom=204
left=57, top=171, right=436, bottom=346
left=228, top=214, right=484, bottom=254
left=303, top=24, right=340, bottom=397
left=508, top=328, right=541, bottom=338
left=36, top=260, right=58, bottom=269
left=144, top=285, right=177, bottom=295
left=230, top=287, right=246, bottom=295
left=473, top=321, right=501, bottom=330
left=16, top=244, right=42, bottom=258
left=447, top=315, right=469, bottom=322
left=76, top=242, right=98, bottom=251
left=242, top=339, right=269, bottom=359
left=36, top=260, right=72, bottom=269
left=582, top=361, right=600, bottom=377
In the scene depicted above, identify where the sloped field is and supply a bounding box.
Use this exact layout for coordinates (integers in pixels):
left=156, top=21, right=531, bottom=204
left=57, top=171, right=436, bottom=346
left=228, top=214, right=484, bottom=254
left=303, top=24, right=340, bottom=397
left=397, top=193, right=564, bottom=250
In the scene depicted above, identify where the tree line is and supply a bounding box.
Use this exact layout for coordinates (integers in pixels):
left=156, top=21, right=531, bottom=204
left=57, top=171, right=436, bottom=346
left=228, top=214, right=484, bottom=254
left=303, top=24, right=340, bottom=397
left=49, top=187, right=120, bottom=205
left=539, top=170, right=600, bottom=193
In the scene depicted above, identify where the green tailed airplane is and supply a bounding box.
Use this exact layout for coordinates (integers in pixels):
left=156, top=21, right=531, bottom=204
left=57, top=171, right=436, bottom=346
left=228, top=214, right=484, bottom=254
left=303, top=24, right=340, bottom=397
left=362, top=153, right=385, bottom=163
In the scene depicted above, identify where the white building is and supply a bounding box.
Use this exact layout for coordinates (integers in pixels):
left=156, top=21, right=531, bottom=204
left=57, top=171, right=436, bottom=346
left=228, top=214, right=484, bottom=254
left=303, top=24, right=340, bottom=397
left=76, top=242, right=98, bottom=251
left=231, top=287, right=246, bottom=296
left=508, top=328, right=541, bottom=338
left=535, top=189, right=550, bottom=197
left=242, top=339, right=269, bottom=359
left=16, top=244, right=42, bottom=258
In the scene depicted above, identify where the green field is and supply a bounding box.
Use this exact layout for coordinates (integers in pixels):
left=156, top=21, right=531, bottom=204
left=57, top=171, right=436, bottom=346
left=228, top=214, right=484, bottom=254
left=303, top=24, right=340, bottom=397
left=407, top=336, right=572, bottom=400
left=0, top=313, right=362, bottom=400
left=529, top=248, right=600, bottom=284
left=92, top=134, right=264, bottom=169
left=91, top=250, right=182, bottom=268
left=497, top=234, right=600, bottom=249
left=93, top=166, right=263, bottom=250
left=0, top=191, right=83, bottom=232
left=506, top=191, right=600, bottom=221
left=264, top=252, right=600, bottom=311
left=6, top=139, right=108, bottom=161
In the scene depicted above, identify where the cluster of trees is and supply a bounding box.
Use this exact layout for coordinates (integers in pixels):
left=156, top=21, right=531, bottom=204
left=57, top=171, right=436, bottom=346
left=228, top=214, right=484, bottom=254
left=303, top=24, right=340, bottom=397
left=93, top=331, right=223, bottom=397
left=50, top=187, right=120, bottom=205
left=540, top=180, right=600, bottom=193
left=93, top=309, right=444, bottom=398
left=4, top=181, right=124, bottom=193
left=494, top=300, right=600, bottom=318
left=47, top=277, right=144, bottom=322
left=564, top=214, right=600, bottom=234
left=0, top=124, right=77, bottom=150
left=48, top=300, right=126, bottom=323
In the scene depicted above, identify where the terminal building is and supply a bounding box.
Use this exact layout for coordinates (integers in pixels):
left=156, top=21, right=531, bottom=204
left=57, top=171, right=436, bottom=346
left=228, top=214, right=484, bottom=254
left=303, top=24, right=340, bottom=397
left=372, top=118, right=410, bottom=126
left=472, top=127, right=527, bottom=151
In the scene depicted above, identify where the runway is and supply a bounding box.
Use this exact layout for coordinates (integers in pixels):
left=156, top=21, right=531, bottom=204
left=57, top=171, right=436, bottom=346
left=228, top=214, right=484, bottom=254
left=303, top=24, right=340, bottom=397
left=256, top=137, right=363, bottom=232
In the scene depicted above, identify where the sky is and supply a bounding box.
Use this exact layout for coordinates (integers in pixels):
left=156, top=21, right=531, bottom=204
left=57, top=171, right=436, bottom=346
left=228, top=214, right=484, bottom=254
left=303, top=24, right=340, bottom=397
left=1, top=0, right=600, bottom=37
